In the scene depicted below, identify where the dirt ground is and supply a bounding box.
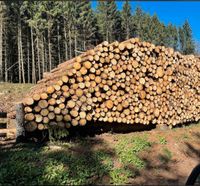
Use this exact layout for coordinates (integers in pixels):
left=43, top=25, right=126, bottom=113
left=0, top=83, right=33, bottom=118
left=91, top=126, right=200, bottom=185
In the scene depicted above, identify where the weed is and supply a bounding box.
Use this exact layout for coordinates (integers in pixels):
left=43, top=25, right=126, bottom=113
left=116, top=136, right=151, bottom=169
left=158, top=136, right=167, bottom=144
left=110, top=168, right=132, bottom=184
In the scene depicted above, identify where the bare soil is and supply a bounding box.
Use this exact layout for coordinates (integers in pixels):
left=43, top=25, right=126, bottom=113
left=0, top=83, right=33, bottom=118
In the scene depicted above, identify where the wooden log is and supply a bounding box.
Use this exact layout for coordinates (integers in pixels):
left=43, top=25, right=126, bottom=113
left=24, top=113, right=35, bottom=121
left=24, top=98, right=34, bottom=106
left=24, top=121, right=37, bottom=132
left=33, top=94, right=41, bottom=101
left=38, top=100, right=48, bottom=109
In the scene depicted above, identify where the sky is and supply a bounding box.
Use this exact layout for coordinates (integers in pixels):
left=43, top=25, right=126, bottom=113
left=91, top=1, right=200, bottom=43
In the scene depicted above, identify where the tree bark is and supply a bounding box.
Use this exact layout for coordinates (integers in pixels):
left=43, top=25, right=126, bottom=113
left=15, top=103, right=25, bottom=142
left=4, top=40, right=7, bottom=82
left=57, top=24, right=61, bottom=64
left=31, top=26, right=36, bottom=84
left=19, top=20, right=25, bottom=83
left=48, top=23, right=52, bottom=71
left=0, top=3, right=3, bottom=82
left=36, top=34, right=41, bottom=80
left=63, top=20, right=68, bottom=60
left=41, top=34, right=45, bottom=75
left=27, top=33, right=30, bottom=83
left=69, top=29, right=72, bottom=59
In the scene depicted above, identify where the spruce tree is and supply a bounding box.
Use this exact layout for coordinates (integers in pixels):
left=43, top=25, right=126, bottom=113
left=96, top=1, right=121, bottom=42
left=179, top=20, right=195, bottom=54
left=121, top=0, right=132, bottom=40
left=165, top=24, right=178, bottom=50
left=78, top=1, right=97, bottom=50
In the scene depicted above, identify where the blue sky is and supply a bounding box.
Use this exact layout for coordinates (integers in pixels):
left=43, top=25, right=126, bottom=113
left=91, top=1, right=200, bottom=42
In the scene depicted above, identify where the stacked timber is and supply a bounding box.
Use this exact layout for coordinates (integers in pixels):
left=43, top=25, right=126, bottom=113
left=22, top=38, right=200, bottom=132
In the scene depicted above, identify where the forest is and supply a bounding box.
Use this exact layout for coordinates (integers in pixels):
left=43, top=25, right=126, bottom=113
left=0, top=1, right=195, bottom=84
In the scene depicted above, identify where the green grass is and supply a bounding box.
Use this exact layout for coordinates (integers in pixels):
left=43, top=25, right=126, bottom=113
left=157, top=136, right=167, bottom=145
left=116, top=136, right=151, bottom=169
left=110, top=168, right=132, bottom=185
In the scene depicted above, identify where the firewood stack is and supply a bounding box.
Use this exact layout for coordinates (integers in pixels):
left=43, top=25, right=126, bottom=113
left=22, top=38, right=200, bottom=132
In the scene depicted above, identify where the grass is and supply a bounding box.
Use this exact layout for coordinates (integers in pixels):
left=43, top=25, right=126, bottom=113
left=0, top=135, right=152, bottom=185
left=116, top=135, right=151, bottom=169
left=110, top=168, right=132, bottom=185
left=157, top=135, right=167, bottom=145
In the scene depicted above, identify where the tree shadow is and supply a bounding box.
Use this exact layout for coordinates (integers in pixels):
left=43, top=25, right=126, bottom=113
left=68, top=121, right=156, bottom=138
left=182, top=132, right=200, bottom=161
left=133, top=131, right=200, bottom=185
left=0, top=137, right=117, bottom=185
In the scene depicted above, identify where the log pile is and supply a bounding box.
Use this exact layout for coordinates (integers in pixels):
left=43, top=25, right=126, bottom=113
left=22, top=38, right=200, bottom=132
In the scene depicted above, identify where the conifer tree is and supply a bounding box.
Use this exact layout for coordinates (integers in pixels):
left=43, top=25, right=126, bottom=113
left=121, top=0, right=132, bottom=40
left=132, top=6, right=143, bottom=38
left=77, top=2, right=97, bottom=51
left=96, top=1, right=121, bottom=42
left=165, top=23, right=178, bottom=50
left=179, top=20, right=195, bottom=54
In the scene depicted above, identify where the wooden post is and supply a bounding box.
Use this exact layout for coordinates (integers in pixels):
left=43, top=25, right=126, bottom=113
left=15, top=103, right=25, bottom=142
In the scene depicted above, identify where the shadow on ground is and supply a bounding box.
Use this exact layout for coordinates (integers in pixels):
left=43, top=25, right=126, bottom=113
left=68, top=121, right=156, bottom=137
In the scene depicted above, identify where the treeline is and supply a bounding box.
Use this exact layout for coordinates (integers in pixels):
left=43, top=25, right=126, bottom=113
left=0, top=1, right=195, bottom=83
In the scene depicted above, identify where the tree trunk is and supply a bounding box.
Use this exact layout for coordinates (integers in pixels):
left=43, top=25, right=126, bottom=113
left=48, top=24, right=52, bottom=71
left=17, top=17, right=21, bottom=83
left=19, top=20, right=25, bottom=83
left=57, top=24, right=61, bottom=64
left=74, top=31, right=77, bottom=56
left=63, top=20, right=68, bottom=60
left=69, top=29, right=72, bottom=59
left=41, top=34, right=45, bottom=75
left=83, top=32, right=86, bottom=51
left=44, top=37, right=47, bottom=72
left=36, top=34, right=41, bottom=80
left=31, top=26, right=36, bottom=84
left=0, top=4, right=3, bottom=82
left=4, top=40, right=7, bottom=82
left=27, top=33, right=30, bottom=83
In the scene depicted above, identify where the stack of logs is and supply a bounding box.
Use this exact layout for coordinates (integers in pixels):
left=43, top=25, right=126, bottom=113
left=22, top=38, right=200, bottom=132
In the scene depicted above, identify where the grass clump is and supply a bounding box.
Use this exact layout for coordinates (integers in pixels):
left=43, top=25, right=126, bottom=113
left=110, top=168, right=132, bottom=185
left=116, top=136, right=151, bottom=169
left=158, top=136, right=167, bottom=145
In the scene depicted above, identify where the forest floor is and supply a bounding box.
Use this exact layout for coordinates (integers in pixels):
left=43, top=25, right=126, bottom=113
left=0, top=83, right=200, bottom=185
left=1, top=123, right=200, bottom=185
left=0, top=83, right=33, bottom=117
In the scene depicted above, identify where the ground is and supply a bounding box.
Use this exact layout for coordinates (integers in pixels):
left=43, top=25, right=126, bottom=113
left=0, top=83, right=33, bottom=117
left=1, top=123, right=200, bottom=185
left=0, top=83, right=200, bottom=185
